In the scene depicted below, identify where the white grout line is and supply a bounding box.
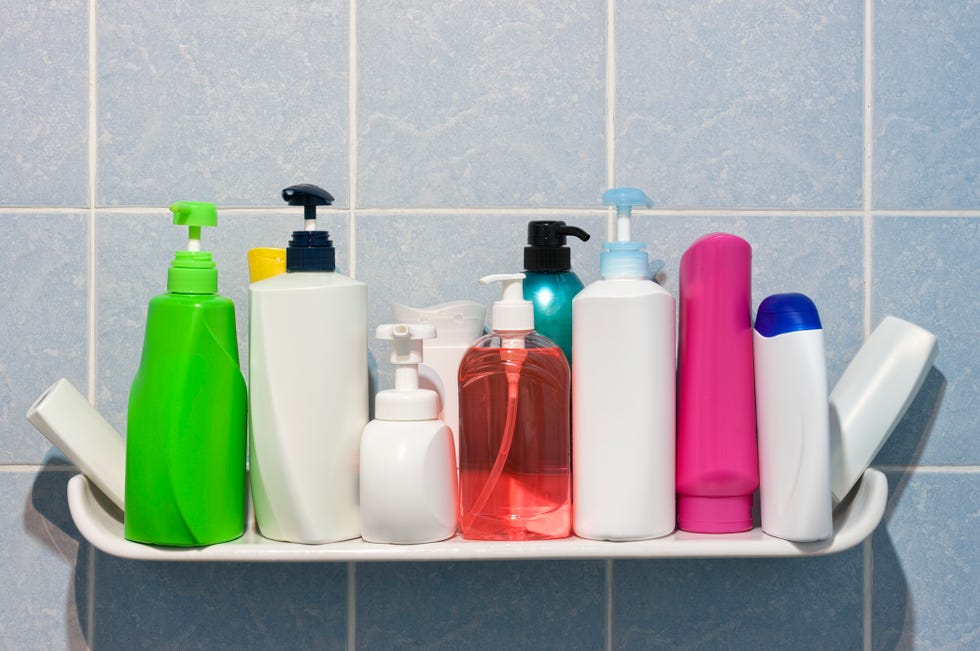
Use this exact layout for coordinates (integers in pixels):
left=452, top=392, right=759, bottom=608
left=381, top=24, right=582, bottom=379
left=605, top=0, right=616, bottom=242
left=87, top=0, right=99, bottom=646
left=862, top=0, right=875, bottom=342
left=605, top=559, right=614, bottom=651
left=863, top=537, right=873, bottom=651
left=0, top=465, right=78, bottom=473
left=3, top=204, right=975, bottom=218
left=862, top=5, right=875, bottom=644
left=347, top=0, right=359, bottom=280
left=87, top=0, right=99, bottom=409
left=346, top=561, right=357, bottom=651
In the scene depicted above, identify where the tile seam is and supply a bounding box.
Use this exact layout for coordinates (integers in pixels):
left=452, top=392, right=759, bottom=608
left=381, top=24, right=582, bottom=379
left=348, top=0, right=359, bottom=280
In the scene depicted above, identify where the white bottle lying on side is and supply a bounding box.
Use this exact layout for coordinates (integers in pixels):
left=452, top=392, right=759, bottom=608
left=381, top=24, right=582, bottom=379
left=830, top=316, right=938, bottom=506
left=754, top=293, right=832, bottom=542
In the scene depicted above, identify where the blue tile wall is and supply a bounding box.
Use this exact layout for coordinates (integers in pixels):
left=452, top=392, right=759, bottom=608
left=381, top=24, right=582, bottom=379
left=2, top=0, right=977, bottom=648
left=616, top=1, right=864, bottom=209
left=873, top=1, right=980, bottom=209
left=0, top=2, right=88, bottom=206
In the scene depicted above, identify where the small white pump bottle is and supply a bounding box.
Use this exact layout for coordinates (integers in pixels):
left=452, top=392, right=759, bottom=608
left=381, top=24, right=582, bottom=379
left=572, top=188, right=676, bottom=541
left=753, top=293, right=832, bottom=542
left=360, top=323, right=459, bottom=544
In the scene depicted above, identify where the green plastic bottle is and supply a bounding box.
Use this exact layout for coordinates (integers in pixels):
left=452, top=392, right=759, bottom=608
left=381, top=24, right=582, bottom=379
left=124, top=201, right=247, bottom=547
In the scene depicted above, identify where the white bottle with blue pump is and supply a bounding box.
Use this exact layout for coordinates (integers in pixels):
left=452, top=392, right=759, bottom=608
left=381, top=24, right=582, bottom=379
left=248, top=184, right=368, bottom=544
left=360, top=323, right=459, bottom=544
left=572, top=188, right=676, bottom=541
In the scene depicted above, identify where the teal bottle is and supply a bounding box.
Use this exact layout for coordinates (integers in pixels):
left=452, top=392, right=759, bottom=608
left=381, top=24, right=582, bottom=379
left=125, top=201, right=247, bottom=547
left=522, top=221, right=590, bottom=365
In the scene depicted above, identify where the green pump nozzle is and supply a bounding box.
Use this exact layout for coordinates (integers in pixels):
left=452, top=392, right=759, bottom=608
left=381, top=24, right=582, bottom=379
left=169, top=201, right=217, bottom=252
left=167, top=201, right=218, bottom=294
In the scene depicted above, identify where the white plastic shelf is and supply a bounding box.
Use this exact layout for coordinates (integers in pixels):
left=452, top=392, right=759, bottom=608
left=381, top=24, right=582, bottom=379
left=66, top=468, right=887, bottom=562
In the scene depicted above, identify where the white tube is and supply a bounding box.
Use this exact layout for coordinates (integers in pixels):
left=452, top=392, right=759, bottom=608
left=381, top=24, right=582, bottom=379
left=26, top=378, right=126, bottom=511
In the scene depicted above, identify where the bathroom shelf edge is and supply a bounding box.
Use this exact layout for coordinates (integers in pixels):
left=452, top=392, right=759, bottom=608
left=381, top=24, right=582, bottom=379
left=66, top=469, right=887, bottom=562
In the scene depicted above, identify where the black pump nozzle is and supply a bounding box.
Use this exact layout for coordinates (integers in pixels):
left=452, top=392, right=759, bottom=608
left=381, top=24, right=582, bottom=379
left=524, top=221, right=591, bottom=272
left=282, top=183, right=335, bottom=223
left=282, top=183, right=336, bottom=272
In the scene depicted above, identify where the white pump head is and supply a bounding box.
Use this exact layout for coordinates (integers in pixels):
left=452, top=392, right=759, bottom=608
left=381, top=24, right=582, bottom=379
left=481, top=273, right=534, bottom=332
left=374, top=323, right=440, bottom=422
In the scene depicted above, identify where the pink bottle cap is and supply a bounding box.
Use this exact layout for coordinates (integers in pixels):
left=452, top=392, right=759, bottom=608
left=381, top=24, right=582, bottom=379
left=677, top=495, right=753, bottom=533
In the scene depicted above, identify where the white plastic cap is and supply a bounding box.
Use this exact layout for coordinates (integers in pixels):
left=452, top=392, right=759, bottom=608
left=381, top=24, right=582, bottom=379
left=392, top=300, right=486, bottom=345
left=481, top=273, right=534, bottom=332
left=374, top=323, right=440, bottom=421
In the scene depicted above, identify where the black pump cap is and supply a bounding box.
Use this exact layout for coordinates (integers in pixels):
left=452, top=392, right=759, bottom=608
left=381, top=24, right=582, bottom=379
left=282, top=184, right=336, bottom=272
left=524, top=221, right=591, bottom=272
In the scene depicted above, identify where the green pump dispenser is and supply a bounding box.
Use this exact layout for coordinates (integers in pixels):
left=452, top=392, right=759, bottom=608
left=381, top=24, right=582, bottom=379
left=124, top=201, right=247, bottom=547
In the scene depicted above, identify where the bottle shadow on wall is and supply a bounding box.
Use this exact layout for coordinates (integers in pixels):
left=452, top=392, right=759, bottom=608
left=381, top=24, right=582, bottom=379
left=28, top=457, right=91, bottom=650
left=868, top=367, right=946, bottom=649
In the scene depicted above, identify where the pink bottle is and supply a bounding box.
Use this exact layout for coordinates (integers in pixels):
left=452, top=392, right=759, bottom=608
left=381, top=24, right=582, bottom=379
left=676, top=233, right=758, bottom=533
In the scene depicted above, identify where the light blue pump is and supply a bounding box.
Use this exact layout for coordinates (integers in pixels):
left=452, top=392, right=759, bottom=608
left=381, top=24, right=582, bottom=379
left=600, top=187, right=654, bottom=280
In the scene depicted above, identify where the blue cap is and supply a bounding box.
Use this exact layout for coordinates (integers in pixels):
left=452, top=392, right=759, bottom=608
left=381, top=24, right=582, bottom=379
left=754, top=293, right=822, bottom=337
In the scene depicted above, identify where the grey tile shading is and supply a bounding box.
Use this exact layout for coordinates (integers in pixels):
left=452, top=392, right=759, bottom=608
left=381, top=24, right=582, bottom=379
left=357, top=560, right=605, bottom=649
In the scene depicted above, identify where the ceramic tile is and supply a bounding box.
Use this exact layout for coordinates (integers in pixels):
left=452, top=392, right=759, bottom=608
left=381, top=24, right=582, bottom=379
left=356, top=212, right=606, bottom=387
left=95, top=208, right=351, bottom=432
left=94, top=556, right=347, bottom=649
left=614, top=549, right=864, bottom=649
left=97, top=2, right=349, bottom=206
left=632, top=214, right=865, bottom=384
left=356, top=560, right=605, bottom=649
left=0, top=470, right=89, bottom=649
left=616, top=1, right=863, bottom=209
left=357, top=0, right=606, bottom=208
left=873, top=1, right=980, bottom=209
left=872, top=217, right=979, bottom=466
left=0, top=2, right=88, bottom=206
left=872, top=470, right=980, bottom=650
left=0, top=213, right=88, bottom=463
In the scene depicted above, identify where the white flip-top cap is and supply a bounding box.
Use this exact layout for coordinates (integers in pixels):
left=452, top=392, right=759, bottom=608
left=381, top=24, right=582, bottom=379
left=481, top=273, right=534, bottom=332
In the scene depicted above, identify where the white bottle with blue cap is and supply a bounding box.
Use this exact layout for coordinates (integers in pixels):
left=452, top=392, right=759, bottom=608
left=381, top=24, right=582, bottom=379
left=754, top=292, right=832, bottom=542
left=571, top=188, right=676, bottom=541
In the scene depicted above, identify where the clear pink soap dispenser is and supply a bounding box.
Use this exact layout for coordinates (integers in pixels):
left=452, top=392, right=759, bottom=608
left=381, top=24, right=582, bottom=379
left=458, top=273, right=571, bottom=541
left=676, top=233, right=758, bottom=533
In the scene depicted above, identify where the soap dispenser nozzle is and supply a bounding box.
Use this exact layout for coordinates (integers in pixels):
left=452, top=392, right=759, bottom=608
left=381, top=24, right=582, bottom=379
left=377, top=323, right=436, bottom=392
left=282, top=183, right=334, bottom=231
left=480, top=273, right=534, bottom=335
left=169, top=201, right=217, bottom=252
left=602, top=187, right=652, bottom=243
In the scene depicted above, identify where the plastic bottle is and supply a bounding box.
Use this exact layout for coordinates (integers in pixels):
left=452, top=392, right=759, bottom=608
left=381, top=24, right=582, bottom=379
left=676, top=232, right=757, bottom=533
left=391, top=300, right=486, bottom=464
left=522, top=220, right=590, bottom=365
left=125, top=201, right=247, bottom=546
left=27, top=378, right=126, bottom=512
left=572, top=187, right=676, bottom=541
left=248, top=184, right=368, bottom=544
left=753, top=293, right=832, bottom=542
left=360, top=323, right=459, bottom=544
left=457, top=273, right=571, bottom=541
left=830, top=316, right=938, bottom=505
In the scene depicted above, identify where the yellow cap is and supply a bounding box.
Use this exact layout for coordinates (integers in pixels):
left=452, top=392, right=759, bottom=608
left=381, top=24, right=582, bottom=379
left=247, top=248, right=287, bottom=282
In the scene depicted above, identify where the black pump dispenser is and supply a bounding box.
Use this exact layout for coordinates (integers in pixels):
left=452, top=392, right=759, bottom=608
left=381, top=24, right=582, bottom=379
left=282, top=184, right=336, bottom=272
left=524, top=221, right=590, bottom=272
